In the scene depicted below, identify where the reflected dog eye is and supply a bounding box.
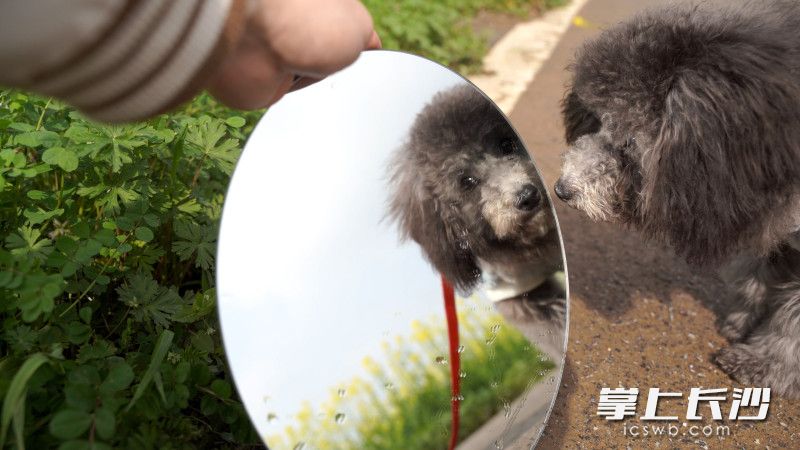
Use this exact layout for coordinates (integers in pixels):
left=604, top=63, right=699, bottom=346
left=499, top=138, right=518, bottom=156
left=459, top=173, right=479, bottom=191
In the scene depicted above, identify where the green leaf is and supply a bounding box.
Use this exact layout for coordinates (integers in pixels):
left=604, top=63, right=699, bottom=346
left=134, top=226, right=154, bottom=242
left=79, top=306, right=92, bottom=324
left=64, top=383, right=95, bottom=413
left=7, top=122, right=34, bottom=132
left=101, top=362, right=134, bottom=393
left=49, top=409, right=92, bottom=440
left=66, top=321, right=92, bottom=344
left=225, top=116, right=246, bottom=128
left=191, top=333, right=214, bottom=354
left=23, top=207, right=63, bottom=226
left=93, top=407, right=115, bottom=440
left=1, top=353, right=49, bottom=447
left=126, top=329, right=174, bottom=411
left=185, top=118, right=241, bottom=175
left=42, top=146, right=79, bottom=172
left=58, top=439, right=112, bottom=450
left=15, top=130, right=60, bottom=148
left=173, top=289, right=216, bottom=323
left=76, top=341, right=116, bottom=364
left=116, top=274, right=182, bottom=328
left=210, top=379, right=232, bottom=399
left=26, top=190, right=47, bottom=200
left=172, top=221, right=216, bottom=271
left=6, top=225, right=53, bottom=260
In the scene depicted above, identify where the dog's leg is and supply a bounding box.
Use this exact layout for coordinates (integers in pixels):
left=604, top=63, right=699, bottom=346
left=718, top=245, right=800, bottom=341
left=715, top=284, right=800, bottom=398
left=718, top=254, right=773, bottom=341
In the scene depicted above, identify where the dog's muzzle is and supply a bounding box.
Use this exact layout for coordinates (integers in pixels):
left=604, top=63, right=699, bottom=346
left=554, top=178, right=574, bottom=201
left=515, top=184, right=541, bottom=211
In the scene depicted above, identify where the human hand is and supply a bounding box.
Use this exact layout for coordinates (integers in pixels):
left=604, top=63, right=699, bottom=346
left=208, top=0, right=381, bottom=110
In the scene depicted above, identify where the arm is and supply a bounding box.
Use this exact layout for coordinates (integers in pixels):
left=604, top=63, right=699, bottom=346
left=0, top=0, right=379, bottom=123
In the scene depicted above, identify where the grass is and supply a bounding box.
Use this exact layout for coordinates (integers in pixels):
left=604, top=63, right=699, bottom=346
left=364, top=0, right=571, bottom=73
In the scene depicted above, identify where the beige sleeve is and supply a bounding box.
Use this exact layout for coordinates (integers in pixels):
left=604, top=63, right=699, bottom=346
left=0, top=0, right=248, bottom=123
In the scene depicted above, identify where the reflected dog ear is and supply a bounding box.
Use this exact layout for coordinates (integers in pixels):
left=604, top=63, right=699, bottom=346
left=388, top=149, right=481, bottom=293
left=639, top=42, right=800, bottom=264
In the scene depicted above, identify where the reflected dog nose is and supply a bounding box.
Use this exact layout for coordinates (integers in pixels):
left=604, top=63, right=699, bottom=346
left=554, top=178, right=574, bottom=201
left=515, top=184, right=541, bottom=211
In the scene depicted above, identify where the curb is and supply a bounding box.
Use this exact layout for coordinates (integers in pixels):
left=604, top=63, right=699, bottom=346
left=468, top=0, right=590, bottom=114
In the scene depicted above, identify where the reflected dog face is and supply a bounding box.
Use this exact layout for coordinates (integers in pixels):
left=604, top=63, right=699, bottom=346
left=389, top=85, right=556, bottom=291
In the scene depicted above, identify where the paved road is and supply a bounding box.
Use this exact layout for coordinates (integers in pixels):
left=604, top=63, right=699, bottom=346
left=507, top=0, right=800, bottom=448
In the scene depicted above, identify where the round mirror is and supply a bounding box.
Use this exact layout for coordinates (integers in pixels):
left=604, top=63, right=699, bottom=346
left=217, top=50, right=567, bottom=449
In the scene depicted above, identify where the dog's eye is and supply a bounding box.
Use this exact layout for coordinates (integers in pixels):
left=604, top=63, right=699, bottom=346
left=499, top=138, right=517, bottom=156
left=459, top=174, right=479, bottom=191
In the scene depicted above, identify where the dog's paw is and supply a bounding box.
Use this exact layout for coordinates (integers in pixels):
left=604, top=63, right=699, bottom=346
left=718, top=311, right=753, bottom=342
left=714, top=345, right=765, bottom=385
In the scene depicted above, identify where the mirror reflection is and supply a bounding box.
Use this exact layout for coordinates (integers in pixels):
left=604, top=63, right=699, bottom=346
left=216, top=50, right=567, bottom=450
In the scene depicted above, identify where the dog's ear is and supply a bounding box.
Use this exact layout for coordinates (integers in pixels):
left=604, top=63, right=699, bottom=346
left=388, top=151, right=481, bottom=292
left=640, top=48, right=800, bottom=263
left=562, top=91, right=601, bottom=144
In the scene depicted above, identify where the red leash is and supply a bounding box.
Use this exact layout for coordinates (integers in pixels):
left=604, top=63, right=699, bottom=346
left=441, top=276, right=460, bottom=450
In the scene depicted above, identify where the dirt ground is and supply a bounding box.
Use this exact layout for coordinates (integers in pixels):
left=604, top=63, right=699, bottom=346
left=500, top=0, right=800, bottom=448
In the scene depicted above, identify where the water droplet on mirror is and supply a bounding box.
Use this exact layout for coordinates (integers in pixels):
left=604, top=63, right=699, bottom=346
left=385, top=382, right=394, bottom=390
left=435, top=356, right=447, bottom=364
left=266, top=412, right=278, bottom=423
left=334, top=412, right=347, bottom=424
left=457, top=344, right=465, bottom=354
left=294, top=443, right=306, bottom=450
left=491, top=324, right=501, bottom=333
left=338, top=388, right=347, bottom=397
left=459, top=371, right=467, bottom=379
left=451, top=394, right=464, bottom=401
left=494, top=439, right=504, bottom=449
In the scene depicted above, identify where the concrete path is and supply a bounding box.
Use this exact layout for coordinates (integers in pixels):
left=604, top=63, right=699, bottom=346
left=473, top=0, right=800, bottom=448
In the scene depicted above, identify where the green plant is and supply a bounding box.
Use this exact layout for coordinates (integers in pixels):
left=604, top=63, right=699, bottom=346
left=0, top=0, right=570, bottom=447
left=0, top=91, right=263, bottom=449
left=363, top=0, right=569, bottom=73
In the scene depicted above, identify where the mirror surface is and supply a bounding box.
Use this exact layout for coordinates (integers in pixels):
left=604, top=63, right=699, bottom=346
left=217, top=50, right=567, bottom=450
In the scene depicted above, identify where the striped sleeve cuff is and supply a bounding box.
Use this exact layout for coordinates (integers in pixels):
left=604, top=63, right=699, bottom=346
left=30, top=0, right=247, bottom=123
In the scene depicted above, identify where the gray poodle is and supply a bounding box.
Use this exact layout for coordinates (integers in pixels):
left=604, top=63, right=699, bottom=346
left=388, top=84, right=565, bottom=329
left=556, top=1, right=800, bottom=396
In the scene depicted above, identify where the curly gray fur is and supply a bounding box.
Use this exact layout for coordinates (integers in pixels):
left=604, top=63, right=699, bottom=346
left=557, top=1, right=800, bottom=396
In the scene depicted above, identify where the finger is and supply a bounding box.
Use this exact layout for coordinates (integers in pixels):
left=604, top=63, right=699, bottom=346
left=367, top=30, right=383, bottom=50
left=367, top=30, right=382, bottom=50
left=287, top=75, right=322, bottom=93
left=208, top=32, right=292, bottom=110
left=258, top=0, right=376, bottom=77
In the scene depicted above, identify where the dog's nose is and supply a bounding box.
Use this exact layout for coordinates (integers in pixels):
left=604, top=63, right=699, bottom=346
left=515, top=184, right=541, bottom=211
left=554, top=178, right=574, bottom=201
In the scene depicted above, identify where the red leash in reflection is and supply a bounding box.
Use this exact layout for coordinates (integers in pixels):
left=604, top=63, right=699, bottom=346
left=441, top=276, right=460, bottom=450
